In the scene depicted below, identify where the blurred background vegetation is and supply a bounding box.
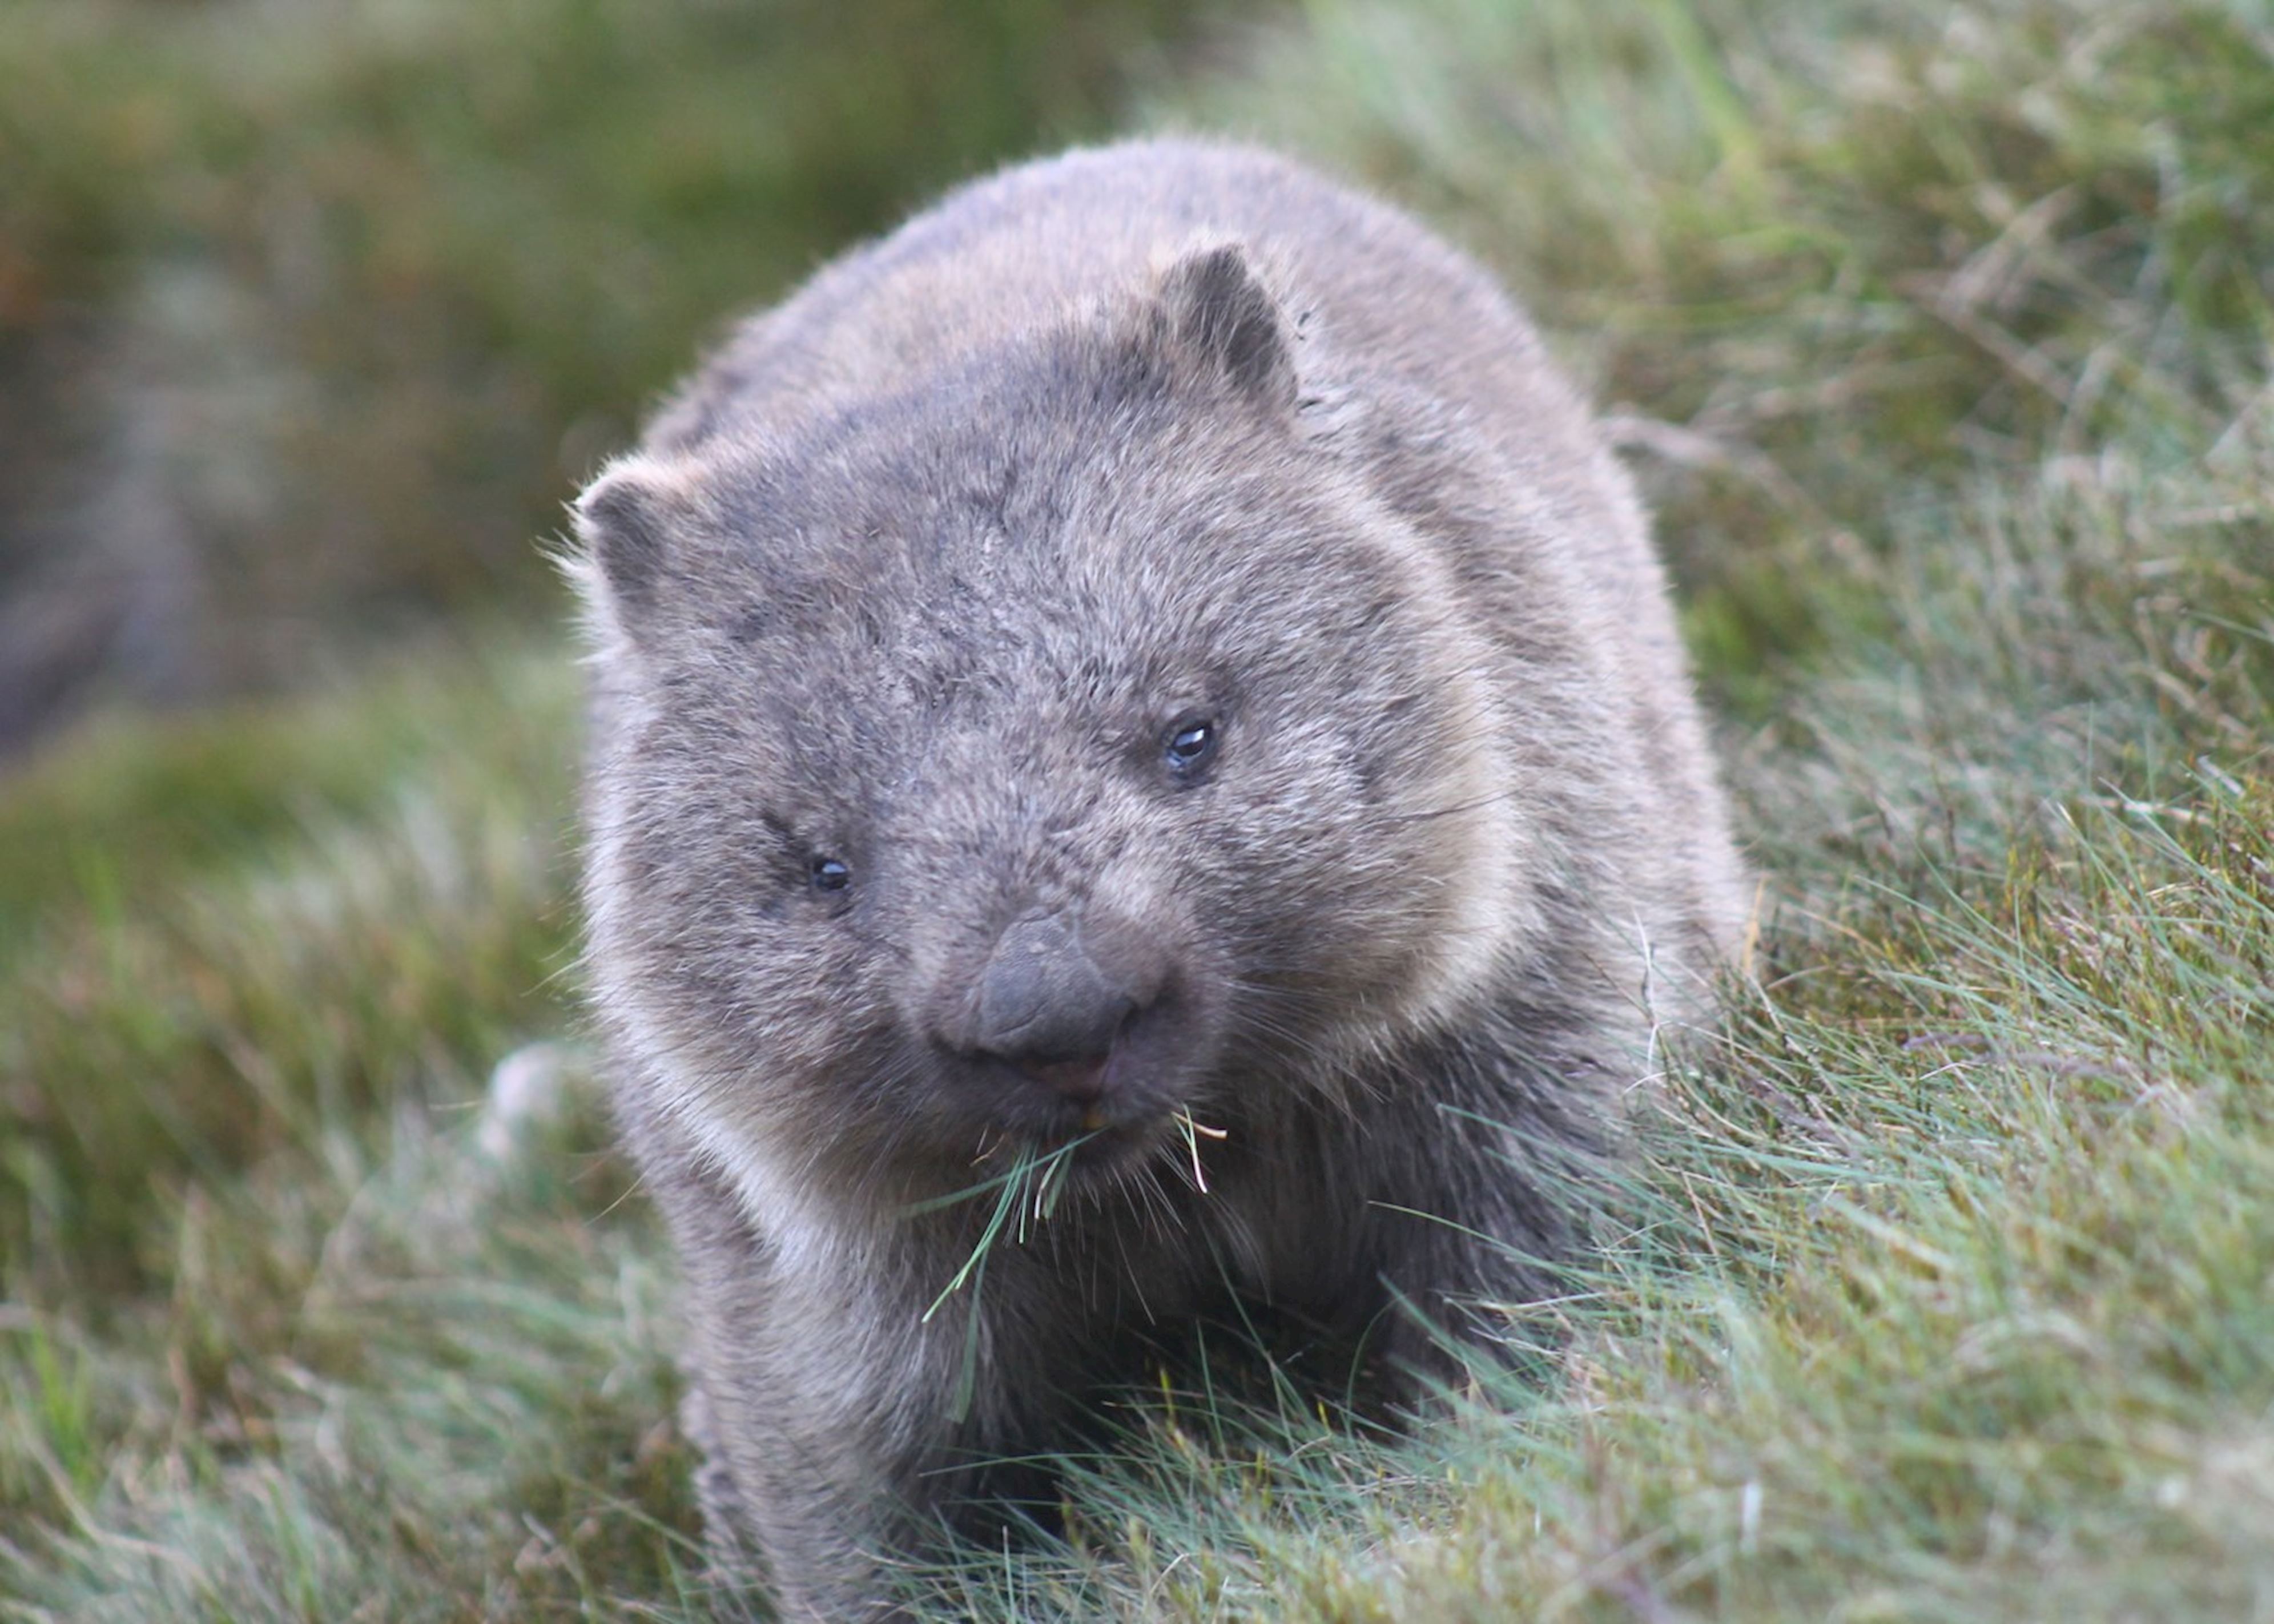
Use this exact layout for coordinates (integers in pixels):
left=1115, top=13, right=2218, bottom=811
left=0, top=0, right=1239, bottom=755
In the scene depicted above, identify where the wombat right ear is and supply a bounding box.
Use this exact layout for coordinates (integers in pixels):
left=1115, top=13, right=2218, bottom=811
left=571, top=456, right=688, bottom=630
left=1158, top=242, right=1299, bottom=415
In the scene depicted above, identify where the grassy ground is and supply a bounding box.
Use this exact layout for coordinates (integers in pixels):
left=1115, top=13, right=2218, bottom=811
left=4, top=0, right=2272, bottom=1617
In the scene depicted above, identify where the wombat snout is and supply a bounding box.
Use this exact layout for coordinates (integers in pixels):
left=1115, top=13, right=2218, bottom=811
left=955, top=906, right=1168, bottom=1105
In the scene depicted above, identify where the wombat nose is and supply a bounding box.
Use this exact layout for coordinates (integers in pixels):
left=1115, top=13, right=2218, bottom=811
left=968, top=910, right=1146, bottom=1097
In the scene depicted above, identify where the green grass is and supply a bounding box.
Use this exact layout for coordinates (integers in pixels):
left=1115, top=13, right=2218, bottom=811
left=4, top=0, right=2272, bottom=1617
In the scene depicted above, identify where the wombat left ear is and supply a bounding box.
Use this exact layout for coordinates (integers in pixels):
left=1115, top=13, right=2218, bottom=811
left=571, top=455, right=691, bottom=632
left=1158, top=242, right=1298, bottom=414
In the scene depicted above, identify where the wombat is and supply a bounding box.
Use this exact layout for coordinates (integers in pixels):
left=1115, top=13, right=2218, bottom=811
left=570, top=138, right=1746, bottom=1619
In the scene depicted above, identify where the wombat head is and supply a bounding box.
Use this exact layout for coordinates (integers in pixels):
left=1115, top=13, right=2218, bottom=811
left=573, top=245, right=1526, bottom=1203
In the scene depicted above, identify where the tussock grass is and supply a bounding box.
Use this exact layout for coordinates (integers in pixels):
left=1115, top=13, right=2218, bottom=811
left=0, top=640, right=581, bottom=1301
left=4, top=0, right=2271, bottom=1618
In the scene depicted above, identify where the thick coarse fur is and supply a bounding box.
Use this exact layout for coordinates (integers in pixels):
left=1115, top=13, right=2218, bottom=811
left=569, top=139, right=1748, bottom=1619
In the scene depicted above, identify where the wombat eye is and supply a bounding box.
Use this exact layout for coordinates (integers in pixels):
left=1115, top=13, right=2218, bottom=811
left=809, top=855, right=851, bottom=892
left=1163, top=715, right=1218, bottom=775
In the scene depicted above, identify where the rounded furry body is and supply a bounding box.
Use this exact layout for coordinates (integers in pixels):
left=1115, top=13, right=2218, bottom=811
left=571, top=139, right=1745, bottom=1618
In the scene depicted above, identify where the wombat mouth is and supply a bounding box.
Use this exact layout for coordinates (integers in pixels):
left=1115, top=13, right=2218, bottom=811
left=1065, top=1115, right=1161, bottom=1160
left=952, top=1004, right=1209, bottom=1151
left=962, top=1106, right=1186, bottom=1188
left=1016, top=1055, right=1109, bottom=1111
left=1064, top=1102, right=1221, bottom=1184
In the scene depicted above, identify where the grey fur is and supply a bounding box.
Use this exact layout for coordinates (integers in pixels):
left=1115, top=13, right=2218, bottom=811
left=569, top=139, right=1746, bottom=1619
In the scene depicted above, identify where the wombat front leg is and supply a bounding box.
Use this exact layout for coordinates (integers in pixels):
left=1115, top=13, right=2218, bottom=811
left=613, top=1112, right=921, bottom=1615
left=684, top=1279, right=938, bottom=1620
left=644, top=1158, right=1054, bottom=1614
left=1351, top=1093, right=1597, bottom=1407
left=646, top=1224, right=911, bottom=1610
